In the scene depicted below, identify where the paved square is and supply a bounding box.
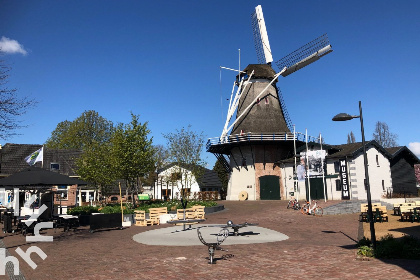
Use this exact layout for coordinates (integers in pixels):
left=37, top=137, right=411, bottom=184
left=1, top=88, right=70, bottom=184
left=1, top=200, right=419, bottom=279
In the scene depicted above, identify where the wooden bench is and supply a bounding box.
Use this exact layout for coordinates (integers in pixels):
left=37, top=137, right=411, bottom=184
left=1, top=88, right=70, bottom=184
left=400, top=206, right=414, bottom=221
left=148, top=207, right=168, bottom=225
left=134, top=210, right=147, bottom=226
left=374, top=206, right=388, bottom=222
left=134, top=207, right=167, bottom=226
left=170, top=207, right=205, bottom=226
left=359, top=205, right=368, bottom=222
left=393, top=203, right=403, bottom=215
left=192, top=205, right=205, bottom=219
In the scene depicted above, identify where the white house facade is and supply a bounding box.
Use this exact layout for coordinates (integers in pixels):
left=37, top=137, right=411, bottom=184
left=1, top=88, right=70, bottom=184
left=150, top=163, right=222, bottom=200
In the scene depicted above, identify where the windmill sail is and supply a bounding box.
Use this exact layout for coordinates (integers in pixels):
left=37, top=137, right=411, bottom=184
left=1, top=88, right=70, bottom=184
left=251, top=5, right=273, bottom=64
left=276, top=34, right=332, bottom=77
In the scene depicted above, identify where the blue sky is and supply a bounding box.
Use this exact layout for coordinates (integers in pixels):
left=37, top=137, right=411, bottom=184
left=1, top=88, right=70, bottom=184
left=1, top=0, right=420, bottom=168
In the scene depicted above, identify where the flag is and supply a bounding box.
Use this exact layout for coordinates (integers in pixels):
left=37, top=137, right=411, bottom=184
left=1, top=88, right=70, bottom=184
left=25, top=147, right=43, bottom=166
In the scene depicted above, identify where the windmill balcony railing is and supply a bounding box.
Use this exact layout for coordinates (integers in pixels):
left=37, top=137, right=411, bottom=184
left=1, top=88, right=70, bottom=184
left=206, top=132, right=319, bottom=150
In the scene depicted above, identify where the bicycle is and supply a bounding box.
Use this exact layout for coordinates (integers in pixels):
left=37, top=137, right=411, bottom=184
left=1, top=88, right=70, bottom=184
left=301, top=200, right=323, bottom=216
left=287, top=197, right=301, bottom=210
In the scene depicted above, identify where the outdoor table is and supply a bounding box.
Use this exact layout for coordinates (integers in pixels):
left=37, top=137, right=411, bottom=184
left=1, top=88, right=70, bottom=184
left=16, top=216, right=37, bottom=235
left=222, top=221, right=258, bottom=236
left=166, top=219, right=205, bottom=231
left=56, top=215, right=79, bottom=231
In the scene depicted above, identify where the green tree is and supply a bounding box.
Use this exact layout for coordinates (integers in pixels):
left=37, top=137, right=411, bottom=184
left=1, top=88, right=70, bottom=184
left=111, top=113, right=155, bottom=204
left=0, top=58, right=36, bottom=140
left=373, top=121, right=398, bottom=148
left=76, top=141, right=116, bottom=200
left=163, top=125, right=206, bottom=207
left=45, top=110, right=114, bottom=150
left=45, top=110, right=114, bottom=200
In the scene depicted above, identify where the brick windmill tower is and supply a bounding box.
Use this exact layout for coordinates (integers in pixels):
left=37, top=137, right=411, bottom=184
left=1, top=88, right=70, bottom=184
left=207, top=5, right=332, bottom=200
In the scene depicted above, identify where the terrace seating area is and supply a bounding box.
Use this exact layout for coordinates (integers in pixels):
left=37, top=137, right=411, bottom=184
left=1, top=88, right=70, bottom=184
left=393, top=201, right=420, bottom=222
left=359, top=203, right=388, bottom=223
left=134, top=205, right=206, bottom=227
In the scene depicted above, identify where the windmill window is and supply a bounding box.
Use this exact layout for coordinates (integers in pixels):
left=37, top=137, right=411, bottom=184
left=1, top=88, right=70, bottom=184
left=382, top=180, right=385, bottom=191
left=256, top=98, right=260, bottom=105
left=265, top=97, right=269, bottom=104
left=376, top=155, right=379, bottom=166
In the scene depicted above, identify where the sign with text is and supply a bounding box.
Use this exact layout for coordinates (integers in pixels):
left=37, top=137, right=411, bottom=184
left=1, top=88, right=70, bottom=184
left=339, top=158, right=350, bottom=200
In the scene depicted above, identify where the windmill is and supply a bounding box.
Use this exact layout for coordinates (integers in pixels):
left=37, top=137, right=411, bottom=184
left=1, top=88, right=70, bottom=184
left=207, top=5, right=332, bottom=201
left=221, top=5, right=333, bottom=141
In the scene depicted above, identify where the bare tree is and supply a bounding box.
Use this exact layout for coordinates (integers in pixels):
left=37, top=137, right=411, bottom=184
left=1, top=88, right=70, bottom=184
left=347, top=131, right=356, bottom=144
left=373, top=121, right=398, bottom=148
left=163, top=125, right=206, bottom=207
left=0, top=58, right=36, bottom=140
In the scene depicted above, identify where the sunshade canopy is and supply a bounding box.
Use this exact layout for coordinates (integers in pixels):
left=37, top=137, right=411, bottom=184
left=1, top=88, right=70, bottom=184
left=0, top=166, right=88, bottom=187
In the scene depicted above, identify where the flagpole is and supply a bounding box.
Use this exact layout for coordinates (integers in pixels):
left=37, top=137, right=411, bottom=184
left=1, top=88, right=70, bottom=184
left=320, top=134, right=326, bottom=202
left=306, top=128, right=311, bottom=203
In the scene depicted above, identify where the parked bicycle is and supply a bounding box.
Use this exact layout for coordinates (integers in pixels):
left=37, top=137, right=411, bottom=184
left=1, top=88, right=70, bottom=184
left=301, top=200, right=323, bottom=216
left=287, top=197, right=301, bottom=210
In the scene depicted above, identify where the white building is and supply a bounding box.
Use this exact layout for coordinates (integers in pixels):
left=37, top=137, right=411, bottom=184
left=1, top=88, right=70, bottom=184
left=282, top=141, right=393, bottom=202
left=150, top=163, right=222, bottom=200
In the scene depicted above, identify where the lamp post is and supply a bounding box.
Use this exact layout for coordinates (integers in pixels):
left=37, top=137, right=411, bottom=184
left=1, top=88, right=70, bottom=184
left=332, top=101, right=376, bottom=249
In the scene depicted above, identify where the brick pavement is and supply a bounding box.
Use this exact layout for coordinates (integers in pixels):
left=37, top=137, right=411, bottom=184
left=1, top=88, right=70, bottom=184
left=1, top=200, right=419, bottom=280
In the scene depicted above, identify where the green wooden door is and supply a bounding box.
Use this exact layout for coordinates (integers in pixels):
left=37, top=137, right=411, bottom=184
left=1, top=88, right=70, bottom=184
left=308, top=178, right=325, bottom=200
left=259, top=175, right=280, bottom=200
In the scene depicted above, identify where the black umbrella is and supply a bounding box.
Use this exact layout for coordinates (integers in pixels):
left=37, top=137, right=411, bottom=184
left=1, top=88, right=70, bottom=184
left=0, top=166, right=88, bottom=188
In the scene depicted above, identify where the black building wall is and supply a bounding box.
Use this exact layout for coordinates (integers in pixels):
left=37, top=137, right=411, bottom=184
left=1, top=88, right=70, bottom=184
left=390, top=156, right=417, bottom=196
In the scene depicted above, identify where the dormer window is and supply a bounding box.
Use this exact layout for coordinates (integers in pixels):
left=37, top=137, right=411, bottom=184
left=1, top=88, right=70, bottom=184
left=51, top=163, right=60, bottom=171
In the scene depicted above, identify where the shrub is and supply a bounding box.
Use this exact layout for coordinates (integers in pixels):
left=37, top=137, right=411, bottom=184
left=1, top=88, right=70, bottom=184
left=357, top=245, right=374, bottom=258
left=99, top=204, right=134, bottom=214
left=134, top=200, right=218, bottom=212
left=68, top=206, right=100, bottom=215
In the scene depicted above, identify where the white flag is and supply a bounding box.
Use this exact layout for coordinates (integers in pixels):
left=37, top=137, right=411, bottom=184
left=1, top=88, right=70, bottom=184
left=25, top=147, right=43, bottom=166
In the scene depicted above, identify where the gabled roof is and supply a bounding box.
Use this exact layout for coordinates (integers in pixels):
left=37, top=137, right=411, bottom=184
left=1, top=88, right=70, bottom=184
left=157, top=162, right=222, bottom=188
left=0, top=143, right=82, bottom=176
left=327, top=140, right=392, bottom=160
left=1, top=143, right=43, bottom=175
left=385, top=146, right=420, bottom=165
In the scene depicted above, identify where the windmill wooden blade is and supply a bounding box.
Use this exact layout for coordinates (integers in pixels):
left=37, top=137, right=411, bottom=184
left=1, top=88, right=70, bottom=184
left=251, top=5, right=273, bottom=64
left=276, top=34, right=333, bottom=77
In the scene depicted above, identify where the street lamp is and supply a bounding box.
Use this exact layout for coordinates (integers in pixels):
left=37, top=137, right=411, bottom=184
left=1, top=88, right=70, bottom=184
left=332, top=101, right=376, bottom=249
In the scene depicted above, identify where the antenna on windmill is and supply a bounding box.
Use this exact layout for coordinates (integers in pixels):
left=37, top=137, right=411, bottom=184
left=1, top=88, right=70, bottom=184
left=251, top=5, right=273, bottom=64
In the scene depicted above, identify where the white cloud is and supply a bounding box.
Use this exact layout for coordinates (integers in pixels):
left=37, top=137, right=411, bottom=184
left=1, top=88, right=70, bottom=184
left=408, top=142, right=420, bottom=158
left=0, top=36, right=27, bottom=55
